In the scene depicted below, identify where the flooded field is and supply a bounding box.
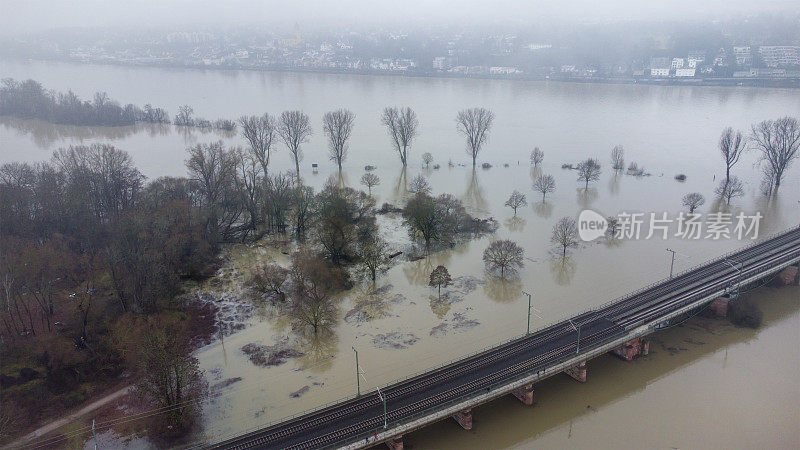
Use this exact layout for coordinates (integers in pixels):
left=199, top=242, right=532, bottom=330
left=1, top=59, right=799, bottom=447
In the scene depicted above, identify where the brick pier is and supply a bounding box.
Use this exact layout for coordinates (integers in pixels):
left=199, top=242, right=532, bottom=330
left=511, top=383, right=536, bottom=405
left=453, top=408, right=473, bottom=430
left=564, top=362, right=587, bottom=382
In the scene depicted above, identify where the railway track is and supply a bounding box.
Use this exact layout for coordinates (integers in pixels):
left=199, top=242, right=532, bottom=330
left=212, top=226, right=800, bottom=450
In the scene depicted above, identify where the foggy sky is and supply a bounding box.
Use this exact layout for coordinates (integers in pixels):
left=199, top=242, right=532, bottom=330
left=1, top=0, right=798, bottom=34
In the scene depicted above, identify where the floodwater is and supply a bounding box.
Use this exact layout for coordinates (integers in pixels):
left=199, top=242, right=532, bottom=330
left=1, top=59, right=799, bottom=447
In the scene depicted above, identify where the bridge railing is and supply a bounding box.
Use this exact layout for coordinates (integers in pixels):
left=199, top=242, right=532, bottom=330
left=206, top=225, right=799, bottom=446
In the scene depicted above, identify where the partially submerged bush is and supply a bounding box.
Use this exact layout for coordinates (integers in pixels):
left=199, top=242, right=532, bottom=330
left=727, top=299, right=763, bottom=329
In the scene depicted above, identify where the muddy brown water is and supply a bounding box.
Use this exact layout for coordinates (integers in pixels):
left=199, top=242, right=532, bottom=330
left=1, top=59, right=798, bottom=447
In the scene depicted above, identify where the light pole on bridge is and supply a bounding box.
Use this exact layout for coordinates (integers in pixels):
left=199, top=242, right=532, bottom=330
left=568, top=318, right=581, bottom=355
left=522, top=290, right=532, bottom=334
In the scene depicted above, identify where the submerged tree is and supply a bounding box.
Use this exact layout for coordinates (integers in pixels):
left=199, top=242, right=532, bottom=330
left=718, top=127, right=746, bottom=185
left=278, top=110, right=313, bottom=179
left=360, top=172, right=380, bottom=194
left=289, top=251, right=337, bottom=335
left=611, top=145, right=625, bottom=170
left=420, top=152, right=433, bottom=168
left=251, top=262, right=289, bottom=302
left=482, top=240, right=524, bottom=278
left=238, top=113, right=277, bottom=177
left=358, top=235, right=389, bottom=281
left=715, top=176, right=745, bottom=204
left=682, top=192, right=705, bottom=213
left=533, top=174, right=556, bottom=201
left=429, top=265, right=452, bottom=299
left=457, top=107, right=495, bottom=167
left=323, top=109, right=356, bottom=171
left=551, top=217, right=579, bottom=256
left=750, top=116, right=800, bottom=192
left=381, top=106, right=419, bottom=166
left=530, top=147, right=544, bottom=167
left=576, top=158, right=601, bottom=189
left=408, top=174, right=432, bottom=195
left=505, top=190, right=527, bottom=215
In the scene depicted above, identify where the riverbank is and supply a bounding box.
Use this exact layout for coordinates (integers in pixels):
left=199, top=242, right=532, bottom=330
left=4, top=56, right=799, bottom=89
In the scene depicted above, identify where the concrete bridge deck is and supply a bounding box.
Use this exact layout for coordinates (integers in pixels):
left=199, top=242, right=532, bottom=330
left=210, top=226, right=800, bottom=450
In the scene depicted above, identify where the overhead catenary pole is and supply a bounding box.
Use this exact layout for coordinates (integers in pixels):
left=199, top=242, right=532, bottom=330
left=352, top=346, right=360, bottom=396
left=522, top=290, right=533, bottom=334
left=666, top=248, right=677, bottom=278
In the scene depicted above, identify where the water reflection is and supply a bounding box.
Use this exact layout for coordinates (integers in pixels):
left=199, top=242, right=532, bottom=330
left=529, top=166, right=542, bottom=183
left=0, top=116, right=170, bottom=148
left=295, top=331, right=338, bottom=374
left=429, top=293, right=453, bottom=319
left=549, top=256, right=577, bottom=286
left=392, top=167, right=409, bottom=203
left=462, top=168, right=488, bottom=213
left=533, top=201, right=554, bottom=219
left=483, top=273, right=522, bottom=303
left=504, top=216, right=527, bottom=233
left=576, top=188, right=598, bottom=209
left=608, top=173, right=621, bottom=196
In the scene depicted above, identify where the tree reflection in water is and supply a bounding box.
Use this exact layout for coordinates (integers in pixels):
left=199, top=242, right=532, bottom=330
left=294, top=330, right=339, bottom=374
left=0, top=116, right=172, bottom=148
left=391, top=166, right=409, bottom=203
left=462, top=168, right=488, bottom=213
left=550, top=255, right=577, bottom=286
left=483, top=272, right=522, bottom=303
left=609, top=172, right=621, bottom=196
left=533, top=201, right=554, bottom=219
left=576, top=187, right=598, bottom=210
left=504, top=216, right=526, bottom=233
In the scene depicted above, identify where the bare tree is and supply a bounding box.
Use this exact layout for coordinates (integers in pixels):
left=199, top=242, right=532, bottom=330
left=322, top=109, right=355, bottom=171
left=358, top=235, right=388, bottom=281
left=483, top=240, right=524, bottom=278
left=577, top=158, right=601, bottom=189
left=504, top=190, right=527, bottom=215
left=409, top=174, right=431, bottom=195
left=429, top=265, right=452, bottom=299
left=238, top=113, right=277, bottom=177
left=422, top=152, right=433, bottom=167
left=278, top=110, right=313, bottom=179
left=682, top=192, right=705, bottom=213
left=174, top=105, right=194, bottom=126
left=750, top=116, right=800, bottom=191
left=381, top=106, right=419, bottom=166
left=360, top=172, right=380, bottom=194
left=530, top=147, right=544, bottom=167
left=611, top=145, right=625, bottom=170
left=457, top=107, right=495, bottom=166
left=251, top=263, right=289, bottom=302
left=533, top=174, right=556, bottom=201
left=715, top=176, right=745, bottom=204
left=606, top=216, right=620, bottom=238
left=551, top=217, right=579, bottom=256
left=717, top=127, right=746, bottom=185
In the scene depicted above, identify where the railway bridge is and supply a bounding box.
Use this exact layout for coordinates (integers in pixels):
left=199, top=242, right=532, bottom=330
left=210, top=226, right=800, bottom=450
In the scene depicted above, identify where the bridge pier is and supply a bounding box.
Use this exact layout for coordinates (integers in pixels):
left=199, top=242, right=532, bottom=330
left=610, top=337, right=649, bottom=361
left=511, top=383, right=536, bottom=405
left=564, top=362, right=587, bottom=383
left=778, top=264, right=799, bottom=286
left=385, top=435, right=404, bottom=450
left=453, top=408, right=473, bottom=430
left=708, top=297, right=730, bottom=318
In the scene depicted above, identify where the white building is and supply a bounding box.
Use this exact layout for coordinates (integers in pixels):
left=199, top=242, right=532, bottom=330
left=758, top=46, right=800, bottom=67
left=733, top=46, right=752, bottom=66
left=671, top=58, right=685, bottom=69
left=650, top=68, right=670, bottom=77
left=432, top=57, right=447, bottom=70
left=675, top=68, right=696, bottom=77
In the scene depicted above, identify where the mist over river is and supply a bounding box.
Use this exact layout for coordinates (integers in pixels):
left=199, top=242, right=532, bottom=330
left=1, top=59, right=799, bottom=448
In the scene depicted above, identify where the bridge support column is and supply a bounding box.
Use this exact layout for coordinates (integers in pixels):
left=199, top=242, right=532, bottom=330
left=778, top=265, right=799, bottom=286
left=564, top=362, right=587, bottom=383
left=385, top=435, right=403, bottom=450
left=453, top=408, right=473, bottom=430
left=611, top=337, right=649, bottom=361
left=709, top=297, right=730, bottom=318
left=511, top=383, right=536, bottom=406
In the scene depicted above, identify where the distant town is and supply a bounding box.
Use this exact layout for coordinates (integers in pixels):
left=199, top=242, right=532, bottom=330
left=2, top=19, right=799, bottom=86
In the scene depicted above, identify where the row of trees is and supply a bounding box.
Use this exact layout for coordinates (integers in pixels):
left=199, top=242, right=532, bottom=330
left=0, top=78, right=170, bottom=126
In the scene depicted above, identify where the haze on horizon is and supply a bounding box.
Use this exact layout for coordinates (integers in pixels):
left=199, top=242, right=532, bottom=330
left=1, top=0, right=799, bottom=35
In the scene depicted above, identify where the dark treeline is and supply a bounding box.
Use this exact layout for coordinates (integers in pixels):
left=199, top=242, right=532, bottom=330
left=0, top=78, right=170, bottom=126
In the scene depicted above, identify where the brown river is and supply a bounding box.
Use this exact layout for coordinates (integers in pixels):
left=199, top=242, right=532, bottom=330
left=1, top=59, right=799, bottom=448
